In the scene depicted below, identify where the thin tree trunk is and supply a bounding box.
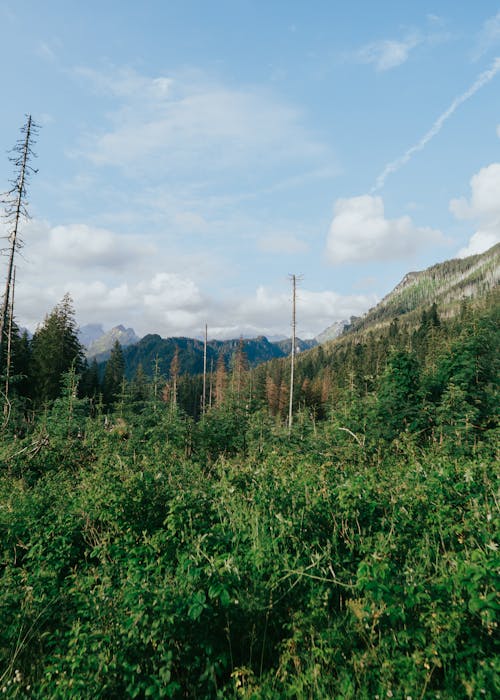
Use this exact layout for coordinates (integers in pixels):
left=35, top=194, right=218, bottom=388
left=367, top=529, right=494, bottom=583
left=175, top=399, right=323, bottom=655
left=0, top=116, right=35, bottom=359
left=202, top=324, right=207, bottom=415
left=288, top=274, right=297, bottom=435
left=3, top=267, right=15, bottom=417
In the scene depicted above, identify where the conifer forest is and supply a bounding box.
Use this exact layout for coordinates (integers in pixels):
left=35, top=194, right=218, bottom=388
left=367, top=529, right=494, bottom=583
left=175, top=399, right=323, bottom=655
left=0, top=122, right=499, bottom=699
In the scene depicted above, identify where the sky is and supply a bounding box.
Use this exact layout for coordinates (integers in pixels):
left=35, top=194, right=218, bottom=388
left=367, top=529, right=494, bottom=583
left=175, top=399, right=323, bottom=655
left=1, top=1, right=499, bottom=340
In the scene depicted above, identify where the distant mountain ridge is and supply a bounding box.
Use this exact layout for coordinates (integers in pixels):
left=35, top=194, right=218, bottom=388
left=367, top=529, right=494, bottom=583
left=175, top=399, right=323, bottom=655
left=78, top=324, right=105, bottom=349
left=90, top=244, right=499, bottom=378
left=96, top=333, right=318, bottom=380
left=85, top=325, right=140, bottom=358
left=315, top=320, right=350, bottom=344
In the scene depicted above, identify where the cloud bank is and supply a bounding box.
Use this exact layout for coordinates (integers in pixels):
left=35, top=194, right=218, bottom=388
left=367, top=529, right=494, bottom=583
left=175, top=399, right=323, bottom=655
left=73, top=67, right=327, bottom=179
left=7, top=218, right=374, bottom=340
left=450, top=162, right=500, bottom=257
left=326, top=195, right=443, bottom=264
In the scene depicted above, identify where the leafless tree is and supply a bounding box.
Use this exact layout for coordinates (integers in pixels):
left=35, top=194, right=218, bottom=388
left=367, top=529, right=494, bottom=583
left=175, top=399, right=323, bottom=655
left=288, top=274, right=302, bottom=434
left=0, top=115, right=39, bottom=359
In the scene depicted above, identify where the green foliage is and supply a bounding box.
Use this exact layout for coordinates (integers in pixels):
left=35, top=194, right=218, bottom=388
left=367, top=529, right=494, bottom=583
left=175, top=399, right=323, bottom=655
left=0, top=426, right=498, bottom=698
left=30, top=294, right=84, bottom=404
left=375, top=350, right=422, bottom=441
left=102, top=340, right=125, bottom=407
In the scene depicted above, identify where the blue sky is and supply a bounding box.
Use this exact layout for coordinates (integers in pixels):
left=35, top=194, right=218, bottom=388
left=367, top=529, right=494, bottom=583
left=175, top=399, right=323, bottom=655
left=1, top=1, right=499, bottom=339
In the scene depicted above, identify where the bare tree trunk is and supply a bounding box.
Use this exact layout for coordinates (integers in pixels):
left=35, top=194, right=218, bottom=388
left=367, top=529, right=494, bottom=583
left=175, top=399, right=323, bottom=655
left=170, top=347, right=179, bottom=411
left=3, top=267, right=15, bottom=416
left=202, top=323, right=207, bottom=415
left=208, top=358, right=213, bottom=409
left=288, top=274, right=297, bottom=435
left=0, top=116, right=38, bottom=359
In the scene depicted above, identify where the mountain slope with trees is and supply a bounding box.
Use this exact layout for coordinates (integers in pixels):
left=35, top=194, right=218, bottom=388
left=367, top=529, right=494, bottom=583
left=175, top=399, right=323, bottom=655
left=99, top=333, right=316, bottom=382
left=345, top=243, right=499, bottom=336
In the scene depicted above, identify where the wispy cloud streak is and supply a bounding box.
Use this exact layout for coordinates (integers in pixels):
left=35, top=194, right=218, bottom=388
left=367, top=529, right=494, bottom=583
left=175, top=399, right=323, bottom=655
left=372, top=58, right=500, bottom=192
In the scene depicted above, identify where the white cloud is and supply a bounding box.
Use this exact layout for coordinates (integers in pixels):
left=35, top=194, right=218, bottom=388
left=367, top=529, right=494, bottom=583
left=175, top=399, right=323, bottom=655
left=456, top=231, right=499, bottom=258
left=47, top=223, right=149, bottom=267
left=450, top=163, right=500, bottom=220
left=474, top=11, right=500, bottom=60
left=351, top=33, right=421, bottom=71
left=326, top=195, right=443, bottom=264
left=451, top=162, right=500, bottom=257
left=141, top=272, right=203, bottom=311
left=73, top=67, right=327, bottom=177
left=6, top=216, right=374, bottom=339
left=213, top=286, right=376, bottom=340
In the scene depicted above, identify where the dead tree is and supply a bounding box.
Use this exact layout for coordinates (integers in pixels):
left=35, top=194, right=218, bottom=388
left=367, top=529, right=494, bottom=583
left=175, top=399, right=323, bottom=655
left=3, top=266, right=16, bottom=416
left=0, top=115, right=39, bottom=360
left=288, top=274, right=302, bottom=434
left=202, top=323, right=207, bottom=415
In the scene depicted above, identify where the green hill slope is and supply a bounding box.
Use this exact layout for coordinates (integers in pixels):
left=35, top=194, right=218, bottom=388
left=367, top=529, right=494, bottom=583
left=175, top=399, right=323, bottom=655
left=106, top=334, right=313, bottom=380
left=346, top=243, right=499, bottom=336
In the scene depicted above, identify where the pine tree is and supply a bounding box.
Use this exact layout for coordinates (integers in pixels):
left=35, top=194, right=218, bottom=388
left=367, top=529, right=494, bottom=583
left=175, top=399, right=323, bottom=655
left=376, top=350, right=421, bottom=441
left=31, top=294, right=84, bottom=403
left=103, top=340, right=125, bottom=407
left=80, top=358, right=101, bottom=400
left=131, top=363, right=149, bottom=408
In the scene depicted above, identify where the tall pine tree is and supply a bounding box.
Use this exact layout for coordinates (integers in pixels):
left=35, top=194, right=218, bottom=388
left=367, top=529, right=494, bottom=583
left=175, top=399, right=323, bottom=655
left=31, top=294, right=84, bottom=403
left=103, top=340, right=125, bottom=407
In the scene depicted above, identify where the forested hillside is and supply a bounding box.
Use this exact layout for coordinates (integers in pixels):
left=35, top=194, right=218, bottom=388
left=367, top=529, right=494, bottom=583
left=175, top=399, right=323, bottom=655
left=0, top=249, right=498, bottom=697
left=347, top=243, right=499, bottom=335
left=95, top=333, right=316, bottom=381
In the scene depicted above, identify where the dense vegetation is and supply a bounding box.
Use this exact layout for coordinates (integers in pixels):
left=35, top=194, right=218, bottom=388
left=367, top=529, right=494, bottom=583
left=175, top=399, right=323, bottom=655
left=0, top=285, right=498, bottom=698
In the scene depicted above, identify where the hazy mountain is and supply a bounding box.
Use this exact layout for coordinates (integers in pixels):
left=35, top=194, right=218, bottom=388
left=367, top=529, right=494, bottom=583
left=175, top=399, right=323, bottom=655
left=87, top=325, right=140, bottom=358
left=315, top=320, right=350, bottom=344
left=79, top=323, right=105, bottom=349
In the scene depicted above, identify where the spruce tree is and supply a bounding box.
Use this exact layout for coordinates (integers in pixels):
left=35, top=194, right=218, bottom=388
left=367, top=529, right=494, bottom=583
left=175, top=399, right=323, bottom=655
left=31, top=294, right=84, bottom=403
left=79, top=358, right=101, bottom=401
left=103, top=340, right=125, bottom=407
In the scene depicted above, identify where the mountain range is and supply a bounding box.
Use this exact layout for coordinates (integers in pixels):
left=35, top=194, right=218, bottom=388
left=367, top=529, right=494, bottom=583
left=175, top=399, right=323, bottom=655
left=79, top=324, right=140, bottom=357
left=85, top=243, right=499, bottom=379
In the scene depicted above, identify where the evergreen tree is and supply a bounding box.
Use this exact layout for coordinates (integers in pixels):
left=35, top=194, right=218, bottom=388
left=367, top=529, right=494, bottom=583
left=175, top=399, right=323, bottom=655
left=79, top=358, right=101, bottom=401
left=103, top=341, right=125, bottom=407
left=0, top=322, right=32, bottom=400
left=130, top=363, right=150, bottom=409
left=376, top=350, right=422, bottom=441
left=31, top=294, right=84, bottom=403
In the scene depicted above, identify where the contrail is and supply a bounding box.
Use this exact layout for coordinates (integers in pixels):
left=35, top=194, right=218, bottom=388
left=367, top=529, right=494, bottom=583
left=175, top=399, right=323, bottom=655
left=371, top=57, right=500, bottom=192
